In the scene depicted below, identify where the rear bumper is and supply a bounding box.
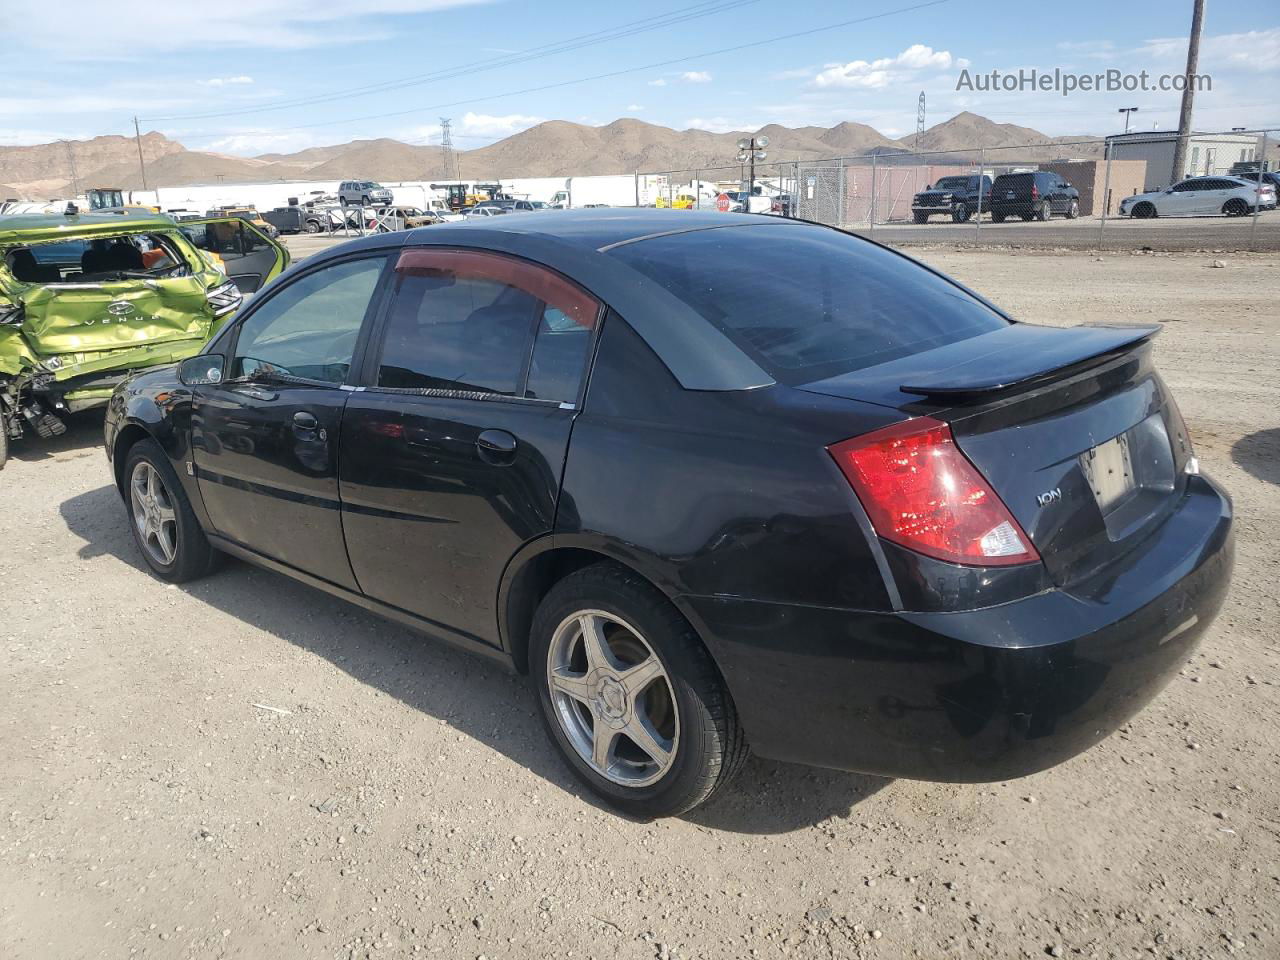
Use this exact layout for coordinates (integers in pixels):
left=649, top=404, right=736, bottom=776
left=684, top=473, right=1233, bottom=782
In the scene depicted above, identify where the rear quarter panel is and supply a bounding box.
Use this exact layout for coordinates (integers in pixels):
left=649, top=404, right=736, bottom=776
left=557, top=312, right=900, bottom=612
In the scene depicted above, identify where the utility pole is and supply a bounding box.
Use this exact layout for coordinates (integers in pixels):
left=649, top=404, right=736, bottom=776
left=132, top=116, right=149, bottom=191
left=1118, top=107, right=1139, bottom=133
left=736, top=135, right=769, bottom=200
left=440, top=117, right=459, bottom=182
left=1169, top=0, right=1206, bottom=186
left=915, top=91, right=926, bottom=153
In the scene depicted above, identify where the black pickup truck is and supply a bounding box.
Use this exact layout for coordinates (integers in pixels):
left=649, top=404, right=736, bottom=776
left=911, top=174, right=992, bottom=223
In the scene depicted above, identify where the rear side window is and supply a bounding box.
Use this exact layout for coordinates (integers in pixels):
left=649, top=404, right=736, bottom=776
left=376, top=248, right=599, bottom=400
left=610, top=223, right=1007, bottom=385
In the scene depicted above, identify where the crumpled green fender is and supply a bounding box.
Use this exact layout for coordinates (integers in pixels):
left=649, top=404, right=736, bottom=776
left=0, top=322, right=37, bottom=377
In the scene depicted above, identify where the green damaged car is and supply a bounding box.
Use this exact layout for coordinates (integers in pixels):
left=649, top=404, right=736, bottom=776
left=0, top=211, right=288, bottom=466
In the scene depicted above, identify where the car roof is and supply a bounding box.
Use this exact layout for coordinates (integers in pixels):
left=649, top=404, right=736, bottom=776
left=0, top=211, right=178, bottom=246
left=404, top=208, right=806, bottom=252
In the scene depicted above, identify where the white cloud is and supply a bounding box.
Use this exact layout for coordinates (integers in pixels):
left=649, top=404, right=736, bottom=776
left=7, top=0, right=490, bottom=52
left=200, top=76, right=254, bottom=87
left=814, top=44, right=962, bottom=89
left=680, top=71, right=712, bottom=83
left=1139, top=27, right=1280, bottom=73
left=684, top=117, right=758, bottom=134
left=458, top=111, right=544, bottom=137
left=647, top=78, right=667, bottom=87
left=626, top=104, right=644, bottom=112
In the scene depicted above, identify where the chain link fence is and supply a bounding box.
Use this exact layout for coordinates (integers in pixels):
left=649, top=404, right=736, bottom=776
left=638, top=126, right=1278, bottom=250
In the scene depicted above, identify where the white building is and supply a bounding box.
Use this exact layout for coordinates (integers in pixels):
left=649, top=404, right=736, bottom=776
left=1105, top=131, right=1263, bottom=191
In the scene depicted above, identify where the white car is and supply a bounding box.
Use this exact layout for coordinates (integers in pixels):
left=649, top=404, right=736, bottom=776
left=1119, top=176, right=1275, bottom=218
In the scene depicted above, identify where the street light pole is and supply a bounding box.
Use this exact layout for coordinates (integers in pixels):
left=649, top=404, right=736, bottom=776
left=1118, top=107, right=1139, bottom=133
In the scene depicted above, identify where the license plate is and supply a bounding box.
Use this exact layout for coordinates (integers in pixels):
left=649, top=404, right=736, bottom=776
left=1081, top=433, right=1136, bottom=512
left=1005, top=191, right=1015, bottom=199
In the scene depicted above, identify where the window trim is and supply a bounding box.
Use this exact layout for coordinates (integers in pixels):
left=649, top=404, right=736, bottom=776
left=356, top=245, right=604, bottom=408
left=218, top=250, right=395, bottom=388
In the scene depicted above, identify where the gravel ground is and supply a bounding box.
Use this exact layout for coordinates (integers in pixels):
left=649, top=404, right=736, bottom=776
left=1, top=248, right=1276, bottom=960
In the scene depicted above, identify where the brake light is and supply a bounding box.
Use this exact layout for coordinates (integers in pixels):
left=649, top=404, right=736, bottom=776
left=1030, top=184, right=1039, bottom=200
left=827, top=418, right=1039, bottom=567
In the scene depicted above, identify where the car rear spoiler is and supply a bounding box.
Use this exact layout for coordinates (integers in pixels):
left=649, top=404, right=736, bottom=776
left=898, top=323, right=1161, bottom=398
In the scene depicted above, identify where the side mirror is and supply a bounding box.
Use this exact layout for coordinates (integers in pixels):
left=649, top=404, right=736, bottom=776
left=178, top=354, right=224, bottom=386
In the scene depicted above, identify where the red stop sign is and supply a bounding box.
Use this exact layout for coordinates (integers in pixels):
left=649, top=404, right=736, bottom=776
left=715, top=193, right=730, bottom=212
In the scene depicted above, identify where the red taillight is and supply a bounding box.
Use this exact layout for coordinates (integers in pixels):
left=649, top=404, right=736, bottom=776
left=1030, top=184, right=1039, bottom=199
left=827, top=417, right=1040, bottom=567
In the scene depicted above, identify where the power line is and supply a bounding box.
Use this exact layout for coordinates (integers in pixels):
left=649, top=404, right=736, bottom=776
left=141, top=0, right=759, bottom=123
left=164, top=0, right=949, bottom=139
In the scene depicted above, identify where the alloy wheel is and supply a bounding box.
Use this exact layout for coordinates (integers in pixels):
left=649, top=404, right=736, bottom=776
left=546, top=610, right=679, bottom=787
left=130, top=461, right=178, bottom=566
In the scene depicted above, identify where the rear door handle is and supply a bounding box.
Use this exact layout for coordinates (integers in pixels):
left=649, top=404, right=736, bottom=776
left=476, top=428, right=517, bottom=464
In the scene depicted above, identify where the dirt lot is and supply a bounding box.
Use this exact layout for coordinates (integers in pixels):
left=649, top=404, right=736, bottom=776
left=1, top=249, right=1277, bottom=960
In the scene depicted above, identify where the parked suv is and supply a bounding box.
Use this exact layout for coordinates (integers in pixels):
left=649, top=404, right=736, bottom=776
left=339, top=180, right=394, bottom=207
left=911, top=175, right=993, bottom=223
left=105, top=211, right=1232, bottom=817
left=989, top=171, right=1079, bottom=222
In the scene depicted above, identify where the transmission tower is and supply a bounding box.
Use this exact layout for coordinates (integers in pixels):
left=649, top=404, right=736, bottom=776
left=62, top=139, right=81, bottom=198
left=915, top=92, right=926, bottom=153
left=440, top=117, right=460, bottom=181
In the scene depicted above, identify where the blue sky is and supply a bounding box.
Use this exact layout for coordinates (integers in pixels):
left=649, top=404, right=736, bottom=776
left=2, top=0, right=1277, bottom=154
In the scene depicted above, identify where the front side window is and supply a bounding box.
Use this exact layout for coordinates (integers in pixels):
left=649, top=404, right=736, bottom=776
left=232, top=256, right=384, bottom=383
left=376, top=248, right=599, bottom=401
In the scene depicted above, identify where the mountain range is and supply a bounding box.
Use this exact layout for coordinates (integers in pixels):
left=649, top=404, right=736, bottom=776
left=1, top=112, right=1105, bottom=200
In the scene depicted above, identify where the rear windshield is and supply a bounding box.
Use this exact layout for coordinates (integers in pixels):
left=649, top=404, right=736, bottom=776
left=609, top=223, right=1007, bottom=384
left=3, top=232, right=191, bottom=285
left=993, top=173, right=1033, bottom=188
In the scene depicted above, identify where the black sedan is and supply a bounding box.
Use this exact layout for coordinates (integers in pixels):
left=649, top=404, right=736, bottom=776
left=104, top=211, right=1233, bottom=817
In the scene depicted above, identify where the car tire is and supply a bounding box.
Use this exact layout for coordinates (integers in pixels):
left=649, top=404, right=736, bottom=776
left=530, top=562, right=748, bottom=817
left=123, top=439, right=219, bottom=583
left=952, top=202, right=970, bottom=223
left=992, top=212, right=1005, bottom=223
left=1066, top=199, right=1079, bottom=219
left=0, top=411, right=8, bottom=471
left=1223, top=198, right=1249, bottom=217
left=305, top=219, right=321, bottom=233
left=1037, top=200, right=1052, bottom=222
left=1132, top=201, right=1156, bottom=219
left=913, top=212, right=928, bottom=224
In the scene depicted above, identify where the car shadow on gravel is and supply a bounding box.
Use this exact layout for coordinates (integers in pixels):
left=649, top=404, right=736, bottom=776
left=1231, top=427, right=1280, bottom=486
left=61, top=481, right=888, bottom=834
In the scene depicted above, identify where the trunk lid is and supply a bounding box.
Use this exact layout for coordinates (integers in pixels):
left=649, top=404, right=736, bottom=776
left=800, top=323, right=1193, bottom=586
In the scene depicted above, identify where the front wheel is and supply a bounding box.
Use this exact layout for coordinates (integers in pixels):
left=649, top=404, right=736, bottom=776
left=304, top=219, right=321, bottom=233
left=913, top=212, right=928, bottom=224
left=1066, top=199, right=1080, bottom=219
left=952, top=202, right=970, bottom=223
left=124, top=439, right=219, bottom=583
left=531, top=563, right=747, bottom=817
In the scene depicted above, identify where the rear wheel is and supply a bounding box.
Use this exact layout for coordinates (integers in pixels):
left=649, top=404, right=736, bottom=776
left=124, top=439, right=218, bottom=583
left=1037, top=199, right=1052, bottom=221
left=531, top=563, right=747, bottom=817
left=1223, top=198, right=1249, bottom=217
